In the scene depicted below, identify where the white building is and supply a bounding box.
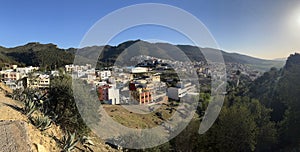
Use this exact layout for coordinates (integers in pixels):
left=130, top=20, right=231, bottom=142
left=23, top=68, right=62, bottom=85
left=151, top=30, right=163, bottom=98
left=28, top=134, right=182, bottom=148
left=16, top=66, right=39, bottom=74
left=50, top=70, right=60, bottom=77
left=4, top=80, right=23, bottom=90
left=108, top=86, right=120, bottom=105
left=86, top=68, right=96, bottom=75
left=167, top=82, right=196, bottom=100
left=98, top=70, right=111, bottom=80
left=167, top=87, right=188, bottom=100
left=131, top=67, right=148, bottom=73
left=98, top=83, right=120, bottom=105
left=65, top=64, right=92, bottom=73
left=74, top=70, right=86, bottom=78
left=94, top=81, right=107, bottom=88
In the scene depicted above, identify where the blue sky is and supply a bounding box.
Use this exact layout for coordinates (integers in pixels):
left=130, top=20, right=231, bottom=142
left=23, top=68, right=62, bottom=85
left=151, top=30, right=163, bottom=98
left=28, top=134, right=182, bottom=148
left=1, top=0, right=300, bottom=59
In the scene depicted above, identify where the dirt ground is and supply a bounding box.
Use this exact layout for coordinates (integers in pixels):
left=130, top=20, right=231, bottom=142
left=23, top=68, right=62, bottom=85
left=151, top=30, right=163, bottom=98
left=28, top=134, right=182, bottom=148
left=0, top=91, right=63, bottom=151
left=0, top=84, right=116, bottom=152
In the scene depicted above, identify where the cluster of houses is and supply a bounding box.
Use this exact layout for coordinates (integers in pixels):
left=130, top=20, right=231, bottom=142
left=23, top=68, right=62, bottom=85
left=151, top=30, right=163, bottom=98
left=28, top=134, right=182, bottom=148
left=128, top=67, right=168, bottom=104
left=5, top=53, right=258, bottom=106
left=1, top=54, right=261, bottom=106
left=226, top=63, right=261, bottom=81
left=0, top=64, right=52, bottom=90
left=65, top=64, right=122, bottom=105
left=65, top=59, right=198, bottom=105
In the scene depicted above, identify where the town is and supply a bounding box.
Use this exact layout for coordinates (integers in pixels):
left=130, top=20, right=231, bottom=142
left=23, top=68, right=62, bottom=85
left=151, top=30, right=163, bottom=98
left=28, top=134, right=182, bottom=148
left=0, top=55, right=262, bottom=106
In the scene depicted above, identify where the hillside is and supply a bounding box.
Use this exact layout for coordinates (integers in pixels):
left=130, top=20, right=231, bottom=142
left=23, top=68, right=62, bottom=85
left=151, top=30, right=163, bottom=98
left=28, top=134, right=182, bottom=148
left=0, top=90, right=62, bottom=151
left=0, top=40, right=284, bottom=71
left=75, top=40, right=285, bottom=71
left=220, top=51, right=284, bottom=71
left=248, top=53, right=300, bottom=150
left=0, top=52, right=20, bottom=67
left=0, top=83, right=117, bottom=152
left=0, top=42, right=75, bottom=70
left=76, top=40, right=284, bottom=71
left=196, top=53, right=300, bottom=151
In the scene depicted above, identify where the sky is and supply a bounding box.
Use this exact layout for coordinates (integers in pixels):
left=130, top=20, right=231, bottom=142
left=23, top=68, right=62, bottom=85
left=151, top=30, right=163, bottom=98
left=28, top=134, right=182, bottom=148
left=1, top=0, right=300, bottom=59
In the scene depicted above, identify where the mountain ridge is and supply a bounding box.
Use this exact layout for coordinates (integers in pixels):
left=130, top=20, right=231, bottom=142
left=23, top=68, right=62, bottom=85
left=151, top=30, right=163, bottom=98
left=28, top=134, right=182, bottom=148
left=0, top=40, right=285, bottom=71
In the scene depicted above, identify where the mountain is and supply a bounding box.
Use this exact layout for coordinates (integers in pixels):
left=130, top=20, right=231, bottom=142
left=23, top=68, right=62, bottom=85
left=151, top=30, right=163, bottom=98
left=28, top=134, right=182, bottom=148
left=0, top=42, right=75, bottom=70
left=220, top=51, right=284, bottom=71
left=76, top=40, right=284, bottom=71
left=0, top=40, right=284, bottom=71
left=176, top=46, right=284, bottom=71
left=0, top=52, right=20, bottom=67
left=248, top=53, right=300, bottom=150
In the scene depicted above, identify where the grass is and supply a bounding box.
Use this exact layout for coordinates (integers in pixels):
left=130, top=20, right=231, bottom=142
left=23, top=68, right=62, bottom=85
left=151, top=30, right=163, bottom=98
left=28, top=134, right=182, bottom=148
left=103, top=103, right=177, bottom=129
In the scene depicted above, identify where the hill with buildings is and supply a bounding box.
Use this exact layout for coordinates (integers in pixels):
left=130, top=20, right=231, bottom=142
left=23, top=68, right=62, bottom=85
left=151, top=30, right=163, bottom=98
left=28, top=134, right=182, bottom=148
left=0, top=39, right=298, bottom=151
left=0, top=40, right=284, bottom=71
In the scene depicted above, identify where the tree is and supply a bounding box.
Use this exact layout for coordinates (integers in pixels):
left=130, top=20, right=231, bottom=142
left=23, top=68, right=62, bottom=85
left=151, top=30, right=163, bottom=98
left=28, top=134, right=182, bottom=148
left=249, top=99, right=278, bottom=151
left=47, top=74, right=91, bottom=136
left=212, top=103, right=258, bottom=151
left=194, top=94, right=277, bottom=152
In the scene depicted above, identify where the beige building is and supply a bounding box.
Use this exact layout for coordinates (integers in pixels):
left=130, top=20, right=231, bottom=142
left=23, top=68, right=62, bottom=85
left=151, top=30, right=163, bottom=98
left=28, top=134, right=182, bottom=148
left=27, top=74, right=50, bottom=89
left=1, top=70, right=23, bottom=81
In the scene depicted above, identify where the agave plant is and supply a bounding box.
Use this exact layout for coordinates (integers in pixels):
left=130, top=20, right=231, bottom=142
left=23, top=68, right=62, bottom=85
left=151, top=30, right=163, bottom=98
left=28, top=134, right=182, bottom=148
left=80, top=136, right=94, bottom=151
left=24, top=99, right=36, bottom=116
left=33, top=115, right=52, bottom=131
left=61, top=131, right=79, bottom=152
left=41, top=106, right=58, bottom=122
left=12, top=89, right=22, bottom=100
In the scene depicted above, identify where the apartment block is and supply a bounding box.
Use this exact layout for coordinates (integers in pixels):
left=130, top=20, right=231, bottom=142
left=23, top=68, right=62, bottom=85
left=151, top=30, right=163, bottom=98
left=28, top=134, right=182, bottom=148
left=97, top=84, right=120, bottom=105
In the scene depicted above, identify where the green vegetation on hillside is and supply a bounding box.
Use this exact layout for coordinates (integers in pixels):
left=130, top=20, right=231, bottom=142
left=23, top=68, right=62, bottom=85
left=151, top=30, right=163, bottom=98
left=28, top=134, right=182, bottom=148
left=142, top=53, right=299, bottom=151
left=0, top=43, right=74, bottom=70
left=0, top=40, right=284, bottom=71
left=3, top=48, right=298, bottom=151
